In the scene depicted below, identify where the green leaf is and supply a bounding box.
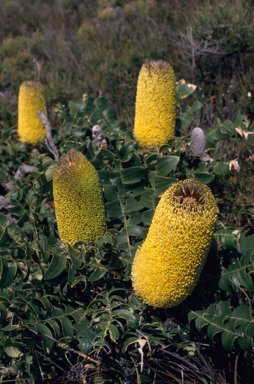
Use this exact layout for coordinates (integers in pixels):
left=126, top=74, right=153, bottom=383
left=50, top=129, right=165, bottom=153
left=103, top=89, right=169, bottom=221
left=231, top=305, right=251, bottom=323
left=240, top=233, right=254, bottom=253
left=205, top=125, right=230, bottom=149
left=176, top=82, right=196, bottom=101
left=140, top=188, right=159, bottom=209
left=108, top=323, right=120, bottom=341
left=88, top=267, right=108, bottom=282
left=214, top=228, right=238, bottom=249
left=191, top=171, right=214, bottom=184
left=0, top=258, right=17, bottom=288
left=189, top=300, right=254, bottom=352
left=121, top=167, right=146, bottom=184
left=218, top=250, right=254, bottom=292
left=44, top=251, right=67, bottom=280
left=35, top=323, right=54, bottom=353
left=189, top=100, right=202, bottom=113
left=0, top=225, right=10, bottom=247
left=111, top=309, right=139, bottom=329
left=68, top=100, right=80, bottom=115
left=77, top=331, right=95, bottom=354
left=106, top=200, right=122, bottom=218
left=142, top=209, right=154, bottom=226
left=220, top=321, right=238, bottom=352
left=4, top=340, right=23, bottom=358
left=0, top=304, right=7, bottom=324
left=156, top=156, right=179, bottom=176
left=229, top=258, right=254, bottom=291
left=61, top=316, right=74, bottom=337
left=213, top=162, right=231, bottom=176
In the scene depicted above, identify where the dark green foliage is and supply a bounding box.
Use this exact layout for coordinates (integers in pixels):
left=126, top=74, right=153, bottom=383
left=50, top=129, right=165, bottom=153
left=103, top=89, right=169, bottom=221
left=0, top=74, right=254, bottom=383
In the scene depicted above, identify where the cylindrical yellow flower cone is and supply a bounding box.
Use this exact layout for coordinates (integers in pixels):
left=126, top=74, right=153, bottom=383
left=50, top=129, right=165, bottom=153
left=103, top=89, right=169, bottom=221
left=53, top=151, right=106, bottom=249
left=133, top=60, right=176, bottom=149
left=18, top=81, right=47, bottom=145
left=132, top=179, right=217, bottom=308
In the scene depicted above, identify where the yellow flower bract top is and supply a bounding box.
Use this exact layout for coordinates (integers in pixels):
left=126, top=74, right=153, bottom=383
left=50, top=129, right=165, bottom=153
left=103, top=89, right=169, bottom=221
left=133, top=60, right=176, bottom=149
left=18, top=81, right=47, bottom=145
left=131, top=179, right=217, bottom=308
left=53, top=151, right=106, bottom=248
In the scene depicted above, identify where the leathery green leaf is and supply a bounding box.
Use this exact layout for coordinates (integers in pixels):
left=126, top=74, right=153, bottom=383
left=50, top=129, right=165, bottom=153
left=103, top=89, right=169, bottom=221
left=4, top=340, right=24, bottom=358
left=34, top=323, right=54, bottom=353
left=0, top=259, right=17, bottom=288
left=108, top=323, right=120, bottom=341
left=0, top=304, right=7, bottom=324
left=44, top=252, right=67, bottom=280
left=121, top=166, right=146, bottom=184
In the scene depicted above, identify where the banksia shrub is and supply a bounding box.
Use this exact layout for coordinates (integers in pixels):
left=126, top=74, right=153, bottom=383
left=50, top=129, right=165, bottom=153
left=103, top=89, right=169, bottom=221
left=133, top=60, right=176, bottom=149
left=132, top=179, right=217, bottom=308
left=53, top=151, right=106, bottom=248
left=18, top=81, right=47, bottom=145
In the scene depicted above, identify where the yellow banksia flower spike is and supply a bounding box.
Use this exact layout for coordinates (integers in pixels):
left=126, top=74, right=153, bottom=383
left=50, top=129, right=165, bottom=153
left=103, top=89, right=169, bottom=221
left=53, top=151, right=106, bottom=249
left=133, top=60, right=176, bottom=149
left=18, top=81, right=47, bottom=145
left=132, top=179, right=217, bottom=308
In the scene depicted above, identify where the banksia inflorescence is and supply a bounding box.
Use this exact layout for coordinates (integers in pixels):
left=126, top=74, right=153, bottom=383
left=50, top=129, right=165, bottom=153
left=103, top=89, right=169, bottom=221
left=190, top=127, right=212, bottom=164
left=190, top=127, right=206, bottom=155
left=53, top=151, right=106, bottom=248
left=133, top=60, right=176, bottom=149
left=132, top=179, right=217, bottom=308
left=18, top=81, right=47, bottom=145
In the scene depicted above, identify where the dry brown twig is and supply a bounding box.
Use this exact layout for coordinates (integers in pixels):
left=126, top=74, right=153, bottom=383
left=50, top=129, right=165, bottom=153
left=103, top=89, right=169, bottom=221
left=36, top=110, right=59, bottom=159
